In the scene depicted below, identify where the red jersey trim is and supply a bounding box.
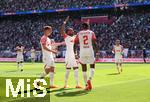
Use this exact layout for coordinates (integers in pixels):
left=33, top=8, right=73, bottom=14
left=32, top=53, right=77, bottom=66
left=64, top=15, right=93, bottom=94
left=40, top=35, right=47, bottom=45
left=63, top=34, right=68, bottom=39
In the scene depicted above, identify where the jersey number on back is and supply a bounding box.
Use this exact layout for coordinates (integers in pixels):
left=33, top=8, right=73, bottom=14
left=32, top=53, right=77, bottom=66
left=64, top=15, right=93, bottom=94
left=83, top=35, right=88, bottom=45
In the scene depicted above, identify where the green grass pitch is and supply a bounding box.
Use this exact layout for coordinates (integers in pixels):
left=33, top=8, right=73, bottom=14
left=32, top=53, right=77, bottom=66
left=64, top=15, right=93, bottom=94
left=0, top=63, right=150, bottom=102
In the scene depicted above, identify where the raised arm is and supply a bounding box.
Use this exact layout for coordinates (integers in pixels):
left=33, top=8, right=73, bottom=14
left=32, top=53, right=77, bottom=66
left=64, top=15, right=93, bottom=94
left=86, top=19, right=90, bottom=29
left=60, top=16, right=70, bottom=36
left=86, top=19, right=90, bottom=25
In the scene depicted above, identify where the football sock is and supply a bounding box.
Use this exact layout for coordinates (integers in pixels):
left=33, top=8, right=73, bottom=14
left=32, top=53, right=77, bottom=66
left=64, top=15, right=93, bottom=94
left=117, top=65, right=120, bottom=73
left=64, top=69, right=70, bottom=86
left=17, top=63, right=20, bottom=69
left=83, top=71, right=87, bottom=86
left=74, top=69, right=79, bottom=86
left=50, top=72, right=54, bottom=86
left=89, top=68, right=95, bottom=80
left=20, top=63, right=23, bottom=70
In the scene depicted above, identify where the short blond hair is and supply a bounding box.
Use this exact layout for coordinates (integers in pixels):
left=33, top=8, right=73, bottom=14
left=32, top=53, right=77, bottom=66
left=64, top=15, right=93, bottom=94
left=43, top=26, right=52, bottom=31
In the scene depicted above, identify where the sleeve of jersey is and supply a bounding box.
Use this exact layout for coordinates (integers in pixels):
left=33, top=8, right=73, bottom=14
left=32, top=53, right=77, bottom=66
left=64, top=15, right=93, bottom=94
left=92, top=32, right=96, bottom=41
left=40, top=36, right=47, bottom=46
left=63, top=34, right=68, bottom=39
left=74, top=34, right=79, bottom=43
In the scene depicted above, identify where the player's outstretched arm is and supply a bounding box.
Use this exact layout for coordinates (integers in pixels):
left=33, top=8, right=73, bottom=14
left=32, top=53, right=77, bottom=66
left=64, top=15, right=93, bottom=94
left=60, top=16, right=70, bottom=36
left=42, top=44, right=57, bottom=54
left=51, top=42, right=66, bottom=47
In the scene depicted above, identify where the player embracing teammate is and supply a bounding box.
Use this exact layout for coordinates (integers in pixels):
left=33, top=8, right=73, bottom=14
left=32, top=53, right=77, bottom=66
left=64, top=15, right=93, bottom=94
left=40, top=26, right=63, bottom=88
left=40, top=18, right=98, bottom=90
left=59, top=17, right=98, bottom=90
left=60, top=16, right=82, bottom=89
left=75, top=22, right=98, bottom=90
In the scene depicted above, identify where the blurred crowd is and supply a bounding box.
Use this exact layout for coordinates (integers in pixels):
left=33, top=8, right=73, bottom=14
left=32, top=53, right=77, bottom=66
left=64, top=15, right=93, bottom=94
left=94, top=14, right=150, bottom=50
left=0, top=0, right=149, bottom=12
left=0, top=12, right=149, bottom=58
left=94, top=13, right=150, bottom=58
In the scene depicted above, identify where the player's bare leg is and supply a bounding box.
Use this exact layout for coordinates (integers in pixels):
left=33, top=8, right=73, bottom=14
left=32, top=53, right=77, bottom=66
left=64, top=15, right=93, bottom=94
left=64, top=68, right=71, bottom=88
left=37, top=73, right=47, bottom=87
left=73, top=67, right=82, bottom=89
left=116, top=63, right=120, bottom=74
left=20, top=61, right=23, bottom=71
left=82, top=64, right=87, bottom=86
left=17, top=62, right=20, bottom=70
left=120, top=63, right=123, bottom=72
left=37, top=65, right=49, bottom=87
left=39, top=65, right=48, bottom=78
left=17, top=62, right=23, bottom=71
left=49, top=67, right=57, bottom=88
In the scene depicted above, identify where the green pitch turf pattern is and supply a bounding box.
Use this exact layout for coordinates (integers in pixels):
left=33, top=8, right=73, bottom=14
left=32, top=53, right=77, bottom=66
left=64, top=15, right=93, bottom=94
left=0, top=63, right=150, bottom=102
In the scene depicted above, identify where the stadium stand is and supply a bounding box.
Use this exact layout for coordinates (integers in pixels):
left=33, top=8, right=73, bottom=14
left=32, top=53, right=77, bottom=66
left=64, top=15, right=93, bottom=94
left=0, top=0, right=148, bottom=12
left=0, top=0, right=149, bottom=60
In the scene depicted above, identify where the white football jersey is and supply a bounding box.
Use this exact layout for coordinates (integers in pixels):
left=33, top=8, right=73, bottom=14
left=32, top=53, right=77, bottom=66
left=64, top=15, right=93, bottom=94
left=114, top=45, right=123, bottom=58
left=75, top=30, right=96, bottom=56
left=64, top=34, right=76, bottom=55
left=63, top=34, right=78, bottom=67
left=17, top=46, right=24, bottom=56
left=40, top=35, right=53, bottom=58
